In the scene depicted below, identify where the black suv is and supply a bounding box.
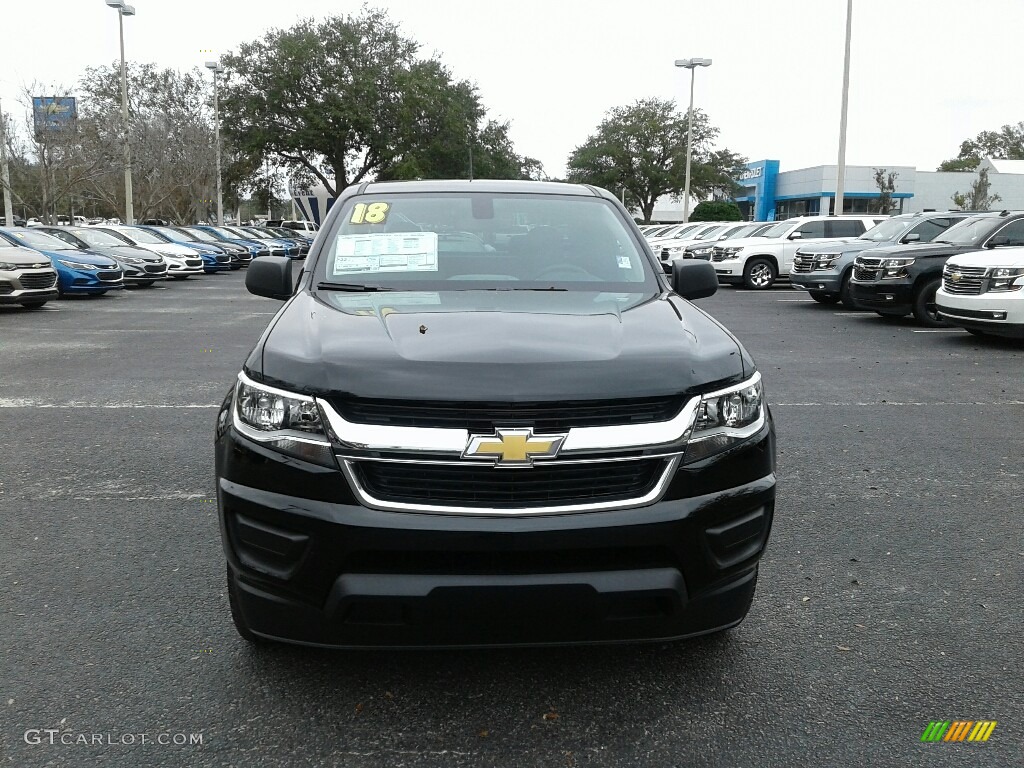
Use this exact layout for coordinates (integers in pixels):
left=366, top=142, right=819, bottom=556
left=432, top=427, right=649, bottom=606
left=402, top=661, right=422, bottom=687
left=849, top=211, right=1024, bottom=326
left=215, top=180, right=776, bottom=648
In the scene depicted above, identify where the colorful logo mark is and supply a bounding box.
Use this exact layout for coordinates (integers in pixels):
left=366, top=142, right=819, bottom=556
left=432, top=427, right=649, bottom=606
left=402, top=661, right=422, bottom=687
left=921, top=721, right=997, bottom=742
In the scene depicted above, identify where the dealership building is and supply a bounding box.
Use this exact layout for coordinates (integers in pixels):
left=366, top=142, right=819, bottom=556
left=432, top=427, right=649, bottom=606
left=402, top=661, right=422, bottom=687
left=648, top=158, right=1024, bottom=222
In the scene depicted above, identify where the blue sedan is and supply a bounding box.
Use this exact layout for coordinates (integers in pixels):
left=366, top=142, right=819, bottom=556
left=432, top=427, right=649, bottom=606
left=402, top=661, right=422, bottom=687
left=0, top=228, right=123, bottom=295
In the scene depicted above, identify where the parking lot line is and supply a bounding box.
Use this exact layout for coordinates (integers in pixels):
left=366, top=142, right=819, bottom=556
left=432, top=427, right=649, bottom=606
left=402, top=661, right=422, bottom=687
left=776, top=299, right=814, bottom=302
left=911, top=329, right=965, bottom=333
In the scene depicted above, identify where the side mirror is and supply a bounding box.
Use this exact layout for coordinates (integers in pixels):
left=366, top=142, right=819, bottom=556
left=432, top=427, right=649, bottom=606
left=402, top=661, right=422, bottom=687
left=672, top=260, right=718, bottom=300
left=987, top=235, right=1010, bottom=248
left=902, top=233, right=920, bottom=243
left=788, top=231, right=802, bottom=239
left=245, top=255, right=294, bottom=300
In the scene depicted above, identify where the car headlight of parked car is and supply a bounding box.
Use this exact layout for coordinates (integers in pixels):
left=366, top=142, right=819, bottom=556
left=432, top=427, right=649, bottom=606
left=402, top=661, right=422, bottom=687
left=881, top=258, right=914, bottom=279
left=0, top=261, right=21, bottom=270
left=721, top=246, right=743, bottom=258
left=232, top=373, right=335, bottom=467
left=989, top=267, right=1024, bottom=291
left=684, top=373, right=764, bottom=463
left=813, top=254, right=841, bottom=270
left=687, top=246, right=714, bottom=258
left=57, top=260, right=101, bottom=270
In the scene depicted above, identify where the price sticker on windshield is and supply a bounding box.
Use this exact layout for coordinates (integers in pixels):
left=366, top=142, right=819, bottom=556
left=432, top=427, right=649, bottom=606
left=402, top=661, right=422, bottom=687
left=350, top=202, right=390, bottom=225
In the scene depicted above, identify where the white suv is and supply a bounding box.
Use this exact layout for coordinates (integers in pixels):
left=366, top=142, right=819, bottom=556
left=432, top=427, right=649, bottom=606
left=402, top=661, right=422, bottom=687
left=936, top=247, right=1024, bottom=338
left=711, top=215, right=885, bottom=289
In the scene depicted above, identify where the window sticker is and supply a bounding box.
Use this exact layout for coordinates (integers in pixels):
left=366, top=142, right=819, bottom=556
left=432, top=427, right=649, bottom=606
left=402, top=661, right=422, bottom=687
left=349, top=202, right=390, bottom=224
left=617, top=256, right=632, bottom=269
left=332, top=232, right=439, bottom=274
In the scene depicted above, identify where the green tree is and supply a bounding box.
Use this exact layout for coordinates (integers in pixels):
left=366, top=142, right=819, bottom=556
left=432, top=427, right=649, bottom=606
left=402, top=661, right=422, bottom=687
left=951, top=167, right=1001, bottom=210
left=870, top=168, right=898, bottom=214
left=938, top=122, right=1024, bottom=171
left=565, top=98, right=745, bottom=223
left=220, top=8, right=537, bottom=195
left=690, top=200, right=742, bottom=222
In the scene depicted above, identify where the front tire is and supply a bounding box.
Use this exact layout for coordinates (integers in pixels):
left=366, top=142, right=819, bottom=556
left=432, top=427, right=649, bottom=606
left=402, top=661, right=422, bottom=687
left=912, top=278, right=948, bottom=327
left=809, top=291, right=839, bottom=304
left=743, top=258, right=777, bottom=290
left=839, top=271, right=858, bottom=309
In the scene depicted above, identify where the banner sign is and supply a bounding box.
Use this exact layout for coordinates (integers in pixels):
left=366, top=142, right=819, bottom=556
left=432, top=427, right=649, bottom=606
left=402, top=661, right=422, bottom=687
left=32, top=97, right=77, bottom=134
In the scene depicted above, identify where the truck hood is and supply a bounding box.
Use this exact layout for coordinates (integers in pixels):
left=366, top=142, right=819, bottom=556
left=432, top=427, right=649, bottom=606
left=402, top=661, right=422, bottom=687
left=797, top=239, right=891, bottom=256
left=947, top=247, right=1024, bottom=269
left=858, top=241, right=969, bottom=259
left=252, top=290, right=749, bottom=401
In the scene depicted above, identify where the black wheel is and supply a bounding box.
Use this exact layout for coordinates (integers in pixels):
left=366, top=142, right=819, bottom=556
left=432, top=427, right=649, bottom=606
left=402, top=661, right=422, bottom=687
left=20, top=300, right=48, bottom=309
left=809, top=291, right=839, bottom=304
left=226, top=566, right=268, bottom=646
left=839, top=271, right=858, bottom=309
left=912, top=278, right=948, bottom=327
left=742, top=258, right=776, bottom=290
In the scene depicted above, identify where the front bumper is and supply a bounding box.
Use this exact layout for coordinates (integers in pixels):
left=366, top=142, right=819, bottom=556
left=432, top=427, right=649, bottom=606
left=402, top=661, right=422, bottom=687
left=59, top=267, right=125, bottom=293
left=937, top=290, right=1024, bottom=338
left=0, top=269, right=60, bottom=303
left=216, top=402, right=776, bottom=648
left=790, top=272, right=842, bottom=293
left=712, top=259, right=743, bottom=282
left=849, top=278, right=913, bottom=312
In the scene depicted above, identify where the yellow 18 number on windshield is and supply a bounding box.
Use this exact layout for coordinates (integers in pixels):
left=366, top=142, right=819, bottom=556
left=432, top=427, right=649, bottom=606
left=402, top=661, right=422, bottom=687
left=350, top=202, right=389, bottom=224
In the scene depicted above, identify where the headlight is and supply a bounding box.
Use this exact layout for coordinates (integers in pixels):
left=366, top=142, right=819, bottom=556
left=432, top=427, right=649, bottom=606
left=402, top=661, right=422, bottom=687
left=989, top=266, right=1024, bottom=292
left=689, top=246, right=713, bottom=255
left=684, top=373, right=765, bottom=463
left=0, top=262, right=18, bottom=270
left=122, top=257, right=145, bottom=264
left=57, top=260, right=100, bottom=270
left=881, top=258, right=914, bottom=279
left=233, top=373, right=335, bottom=467
left=813, top=254, right=840, bottom=270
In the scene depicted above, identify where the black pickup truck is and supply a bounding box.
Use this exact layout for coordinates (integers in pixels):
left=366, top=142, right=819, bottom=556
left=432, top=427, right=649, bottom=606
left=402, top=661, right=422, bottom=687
left=215, top=180, right=776, bottom=648
left=850, top=211, right=1024, bottom=326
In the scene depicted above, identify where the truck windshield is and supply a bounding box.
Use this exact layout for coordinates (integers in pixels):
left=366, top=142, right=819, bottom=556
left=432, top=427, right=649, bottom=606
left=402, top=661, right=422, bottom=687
left=761, top=221, right=795, bottom=238
left=934, top=216, right=998, bottom=245
left=317, top=193, right=657, bottom=293
left=859, top=217, right=912, bottom=242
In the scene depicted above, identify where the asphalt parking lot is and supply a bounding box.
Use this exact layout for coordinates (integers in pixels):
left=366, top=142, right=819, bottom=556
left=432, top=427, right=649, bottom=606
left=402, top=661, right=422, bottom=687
left=1, top=273, right=1021, bottom=768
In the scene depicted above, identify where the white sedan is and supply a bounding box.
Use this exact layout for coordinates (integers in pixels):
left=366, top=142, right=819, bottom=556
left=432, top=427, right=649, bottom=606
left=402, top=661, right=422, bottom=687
left=96, top=226, right=204, bottom=279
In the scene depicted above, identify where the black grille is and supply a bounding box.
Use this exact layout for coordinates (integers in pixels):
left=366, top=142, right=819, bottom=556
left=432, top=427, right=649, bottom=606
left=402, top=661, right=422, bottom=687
left=19, top=272, right=57, bottom=289
left=354, top=459, right=667, bottom=507
left=216, top=255, right=230, bottom=263
left=336, top=396, right=685, bottom=431
left=185, top=258, right=203, bottom=267
left=97, top=271, right=123, bottom=282
left=144, top=264, right=166, bottom=274
left=0, top=281, right=12, bottom=295
left=854, top=257, right=882, bottom=282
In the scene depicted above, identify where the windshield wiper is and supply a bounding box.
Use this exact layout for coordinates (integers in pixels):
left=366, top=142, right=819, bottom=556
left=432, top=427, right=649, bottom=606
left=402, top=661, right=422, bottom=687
left=316, top=281, right=392, bottom=292
left=479, top=286, right=569, bottom=292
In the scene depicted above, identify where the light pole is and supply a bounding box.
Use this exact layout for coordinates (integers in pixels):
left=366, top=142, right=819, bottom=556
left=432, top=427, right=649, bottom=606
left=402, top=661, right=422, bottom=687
left=835, top=0, right=854, bottom=216
left=105, top=0, right=135, bottom=225
left=0, top=97, right=13, bottom=227
left=205, top=61, right=224, bottom=226
left=674, top=57, right=712, bottom=223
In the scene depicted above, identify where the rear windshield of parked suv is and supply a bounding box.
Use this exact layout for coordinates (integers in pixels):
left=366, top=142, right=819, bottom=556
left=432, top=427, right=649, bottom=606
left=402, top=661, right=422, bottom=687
left=317, top=193, right=659, bottom=293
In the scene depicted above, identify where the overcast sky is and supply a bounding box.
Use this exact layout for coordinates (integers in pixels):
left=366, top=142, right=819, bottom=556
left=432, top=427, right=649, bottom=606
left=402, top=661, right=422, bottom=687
left=3, top=0, right=1021, bottom=180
